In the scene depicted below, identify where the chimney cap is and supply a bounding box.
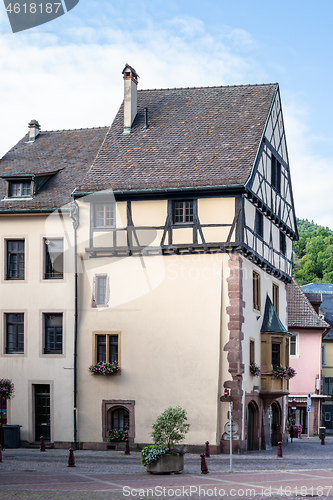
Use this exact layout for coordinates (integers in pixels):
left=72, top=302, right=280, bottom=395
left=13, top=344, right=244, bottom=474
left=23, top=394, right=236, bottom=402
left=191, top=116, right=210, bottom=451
left=122, top=64, right=139, bottom=80
left=28, top=119, right=41, bottom=129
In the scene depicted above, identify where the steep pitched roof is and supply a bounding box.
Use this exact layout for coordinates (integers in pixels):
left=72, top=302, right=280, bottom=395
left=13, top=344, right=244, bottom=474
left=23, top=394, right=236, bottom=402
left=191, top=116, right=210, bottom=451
left=287, top=278, right=330, bottom=330
left=0, top=127, right=108, bottom=211
left=261, top=295, right=289, bottom=334
left=301, top=283, right=333, bottom=338
left=75, top=84, right=278, bottom=194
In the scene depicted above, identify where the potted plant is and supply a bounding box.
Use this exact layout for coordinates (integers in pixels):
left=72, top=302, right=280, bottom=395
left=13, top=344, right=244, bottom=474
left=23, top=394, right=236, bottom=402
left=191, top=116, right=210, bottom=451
left=141, top=406, right=190, bottom=474
left=88, top=361, right=120, bottom=375
left=273, top=366, right=296, bottom=379
left=0, top=379, right=15, bottom=450
left=108, top=429, right=128, bottom=442
left=249, top=362, right=261, bottom=376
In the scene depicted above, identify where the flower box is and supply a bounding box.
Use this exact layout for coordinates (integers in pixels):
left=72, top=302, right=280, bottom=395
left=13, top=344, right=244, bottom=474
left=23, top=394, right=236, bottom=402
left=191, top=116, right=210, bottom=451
left=88, top=361, right=120, bottom=375
left=146, top=453, right=184, bottom=474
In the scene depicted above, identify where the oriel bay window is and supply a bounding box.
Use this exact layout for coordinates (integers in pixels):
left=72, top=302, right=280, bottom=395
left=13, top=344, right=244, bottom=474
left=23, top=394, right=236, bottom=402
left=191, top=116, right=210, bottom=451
left=95, top=332, right=119, bottom=364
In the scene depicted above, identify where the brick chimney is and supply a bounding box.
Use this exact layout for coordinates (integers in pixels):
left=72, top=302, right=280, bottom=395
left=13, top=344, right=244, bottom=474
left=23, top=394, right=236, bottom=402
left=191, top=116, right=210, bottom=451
left=122, top=64, right=139, bottom=134
left=28, top=119, right=40, bottom=142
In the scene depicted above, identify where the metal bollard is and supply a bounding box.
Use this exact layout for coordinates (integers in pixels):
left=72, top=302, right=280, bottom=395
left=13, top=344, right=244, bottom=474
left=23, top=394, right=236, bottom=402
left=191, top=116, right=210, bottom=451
left=321, top=433, right=325, bottom=445
left=0, top=446, right=2, bottom=463
left=68, top=448, right=75, bottom=467
left=205, top=441, right=210, bottom=458
left=40, top=436, right=46, bottom=452
left=125, top=438, right=130, bottom=455
left=200, top=453, right=209, bottom=474
left=277, top=441, right=283, bottom=457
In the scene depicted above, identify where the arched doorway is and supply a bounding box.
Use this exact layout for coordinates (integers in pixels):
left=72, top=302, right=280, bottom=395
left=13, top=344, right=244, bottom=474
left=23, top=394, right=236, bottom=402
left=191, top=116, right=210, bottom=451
left=247, top=401, right=259, bottom=451
left=271, top=401, right=281, bottom=446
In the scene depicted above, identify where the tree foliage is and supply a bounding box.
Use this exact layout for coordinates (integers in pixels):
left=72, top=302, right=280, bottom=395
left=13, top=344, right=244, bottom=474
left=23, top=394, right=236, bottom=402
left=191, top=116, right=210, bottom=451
left=150, top=406, right=190, bottom=447
left=293, top=218, right=333, bottom=285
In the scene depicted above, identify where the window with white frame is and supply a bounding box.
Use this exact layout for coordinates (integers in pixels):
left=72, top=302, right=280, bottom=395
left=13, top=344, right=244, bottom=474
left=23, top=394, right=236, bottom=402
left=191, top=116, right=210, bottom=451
left=93, top=203, right=115, bottom=228
left=289, top=333, right=299, bottom=357
left=92, top=274, right=110, bottom=307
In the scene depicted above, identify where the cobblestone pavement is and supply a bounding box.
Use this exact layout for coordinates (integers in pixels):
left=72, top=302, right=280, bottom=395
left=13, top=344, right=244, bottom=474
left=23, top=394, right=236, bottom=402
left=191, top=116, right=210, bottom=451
left=0, top=437, right=333, bottom=499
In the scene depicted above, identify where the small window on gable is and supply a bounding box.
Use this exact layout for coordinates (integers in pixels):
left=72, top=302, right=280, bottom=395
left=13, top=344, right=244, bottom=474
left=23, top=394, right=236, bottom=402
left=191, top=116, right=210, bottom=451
left=173, top=200, right=194, bottom=224
left=8, top=180, right=32, bottom=198
left=272, top=283, right=279, bottom=315
left=280, top=231, right=286, bottom=255
left=271, top=155, right=281, bottom=193
left=290, top=333, right=298, bottom=357
left=255, top=209, right=263, bottom=238
left=253, top=271, right=261, bottom=311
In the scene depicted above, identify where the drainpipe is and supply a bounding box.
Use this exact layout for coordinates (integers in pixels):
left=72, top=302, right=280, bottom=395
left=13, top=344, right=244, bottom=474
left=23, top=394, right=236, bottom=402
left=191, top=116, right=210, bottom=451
left=69, top=202, right=79, bottom=450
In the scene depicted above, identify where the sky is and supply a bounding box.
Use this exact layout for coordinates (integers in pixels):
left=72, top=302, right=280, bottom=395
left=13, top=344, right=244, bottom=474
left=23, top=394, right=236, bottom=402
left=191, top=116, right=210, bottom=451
left=0, top=0, right=332, bottom=229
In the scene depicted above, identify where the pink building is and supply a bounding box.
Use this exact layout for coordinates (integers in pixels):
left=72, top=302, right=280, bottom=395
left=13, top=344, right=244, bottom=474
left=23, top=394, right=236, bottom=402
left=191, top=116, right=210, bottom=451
left=287, top=278, right=330, bottom=435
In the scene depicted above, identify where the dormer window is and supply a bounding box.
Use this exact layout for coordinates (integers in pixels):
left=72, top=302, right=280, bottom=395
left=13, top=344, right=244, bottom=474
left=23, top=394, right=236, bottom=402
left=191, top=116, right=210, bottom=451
left=8, top=180, right=32, bottom=198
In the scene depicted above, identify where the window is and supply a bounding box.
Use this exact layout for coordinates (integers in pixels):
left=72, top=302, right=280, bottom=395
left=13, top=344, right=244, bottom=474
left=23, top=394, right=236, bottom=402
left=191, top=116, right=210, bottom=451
left=272, top=283, right=279, bottom=314
left=44, top=313, right=63, bottom=354
left=94, top=203, right=115, bottom=228
left=252, top=271, right=261, bottom=311
left=255, top=210, right=263, bottom=238
left=44, top=238, right=63, bottom=279
left=271, top=155, right=281, bottom=193
left=111, top=408, right=129, bottom=431
left=92, top=275, right=110, bottom=307
left=250, top=339, right=255, bottom=365
left=323, top=377, right=333, bottom=396
left=290, top=333, right=298, bottom=357
left=272, top=343, right=280, bottom=367
left=280, top=232, right=286, bottom=255
left=6, top=240, right=25, bottom=279
left=5, top=313, right=24, bottom=353
left=95, top=333, right=119, bottom=364
left=8, top=180, right=31, bottom=198
left=322, top=344, right=326, bottom=366
left=173, top=200, right=193, bottom=224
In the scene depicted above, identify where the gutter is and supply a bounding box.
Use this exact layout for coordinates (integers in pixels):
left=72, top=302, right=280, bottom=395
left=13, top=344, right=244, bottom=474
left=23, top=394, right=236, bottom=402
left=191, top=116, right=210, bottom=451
left=72, top=183, right=245, bottom=199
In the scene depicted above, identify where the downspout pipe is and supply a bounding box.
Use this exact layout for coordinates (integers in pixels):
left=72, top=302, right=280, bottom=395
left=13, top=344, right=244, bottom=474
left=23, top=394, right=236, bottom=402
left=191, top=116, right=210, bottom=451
left=69, top=201, right=79, bottom=450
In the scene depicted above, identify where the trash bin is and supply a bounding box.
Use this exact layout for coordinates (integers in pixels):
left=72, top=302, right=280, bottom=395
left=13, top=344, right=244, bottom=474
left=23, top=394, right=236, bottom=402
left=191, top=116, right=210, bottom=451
left=292, top=425, right=299, bottom=438
left=319, top=427, right=326, bottom=438
left=3, top=425, right=21, bottom=448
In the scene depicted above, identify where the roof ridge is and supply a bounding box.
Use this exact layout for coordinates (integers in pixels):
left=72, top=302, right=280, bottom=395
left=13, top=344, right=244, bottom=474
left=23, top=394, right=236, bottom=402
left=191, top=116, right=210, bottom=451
left=138, top=83, right=278, bottom=92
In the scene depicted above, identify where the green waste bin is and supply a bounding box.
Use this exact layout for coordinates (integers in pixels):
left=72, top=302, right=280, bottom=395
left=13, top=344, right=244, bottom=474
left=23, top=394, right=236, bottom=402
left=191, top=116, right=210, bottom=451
left=3, top=425, right=21, bottom=448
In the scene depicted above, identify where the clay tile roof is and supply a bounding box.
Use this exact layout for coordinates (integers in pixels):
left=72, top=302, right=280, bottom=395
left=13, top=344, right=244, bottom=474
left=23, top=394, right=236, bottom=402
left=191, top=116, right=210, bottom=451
left=287, top=278, right=330, bottom=329
left=0, top=127, right=108, bottom=211
left=75, top=83, right=278, bottom=193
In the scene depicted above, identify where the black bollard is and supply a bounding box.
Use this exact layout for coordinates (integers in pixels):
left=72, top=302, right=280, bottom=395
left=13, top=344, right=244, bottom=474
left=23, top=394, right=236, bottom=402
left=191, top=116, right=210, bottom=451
left=124, top=438, right=130, bottom=455
left=321, top=433, right=325, bottom=445
left=205, top=441, right=210, bottom=457
left=200, top=452, right=209, bottom=474
left=40, top=436, right=46, bottom=452
left=277, top=441, right=282, bottom=457
left=68, top=448, right=75, bottom=467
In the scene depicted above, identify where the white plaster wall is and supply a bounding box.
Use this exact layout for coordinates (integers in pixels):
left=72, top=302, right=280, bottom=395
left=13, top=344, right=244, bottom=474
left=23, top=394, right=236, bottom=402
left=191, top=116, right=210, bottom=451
left=0, top=214, right=75, bottom=443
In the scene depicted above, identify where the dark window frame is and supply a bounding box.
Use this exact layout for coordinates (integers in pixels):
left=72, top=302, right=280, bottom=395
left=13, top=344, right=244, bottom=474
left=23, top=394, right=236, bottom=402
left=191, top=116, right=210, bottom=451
left=5, top=313, right=24, bottom=354
left=6, top=239, right=25, bottom=280
left=255, top=209, right=263, bottom=238
left=96, top=333, right=119, bottom=364
left=280, top=231, right=286, bottom=255
left=272, top=343, right=281, bottom=368
left=173, top=200, right=194, bottom=224
left=272, top=283, right=279, bottom=315
left=111, top=407, right=130, bottom=431
left=271, top=155, right=281, bottom=193
left=44, top=313, right=63, bottom=354
left=252, top=271, right=261, bottom=311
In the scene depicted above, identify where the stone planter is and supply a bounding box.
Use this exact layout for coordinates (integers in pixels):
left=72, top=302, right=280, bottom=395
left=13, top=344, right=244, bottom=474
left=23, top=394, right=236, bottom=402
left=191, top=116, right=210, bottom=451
left=146, top=453, right=184, bottom=474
